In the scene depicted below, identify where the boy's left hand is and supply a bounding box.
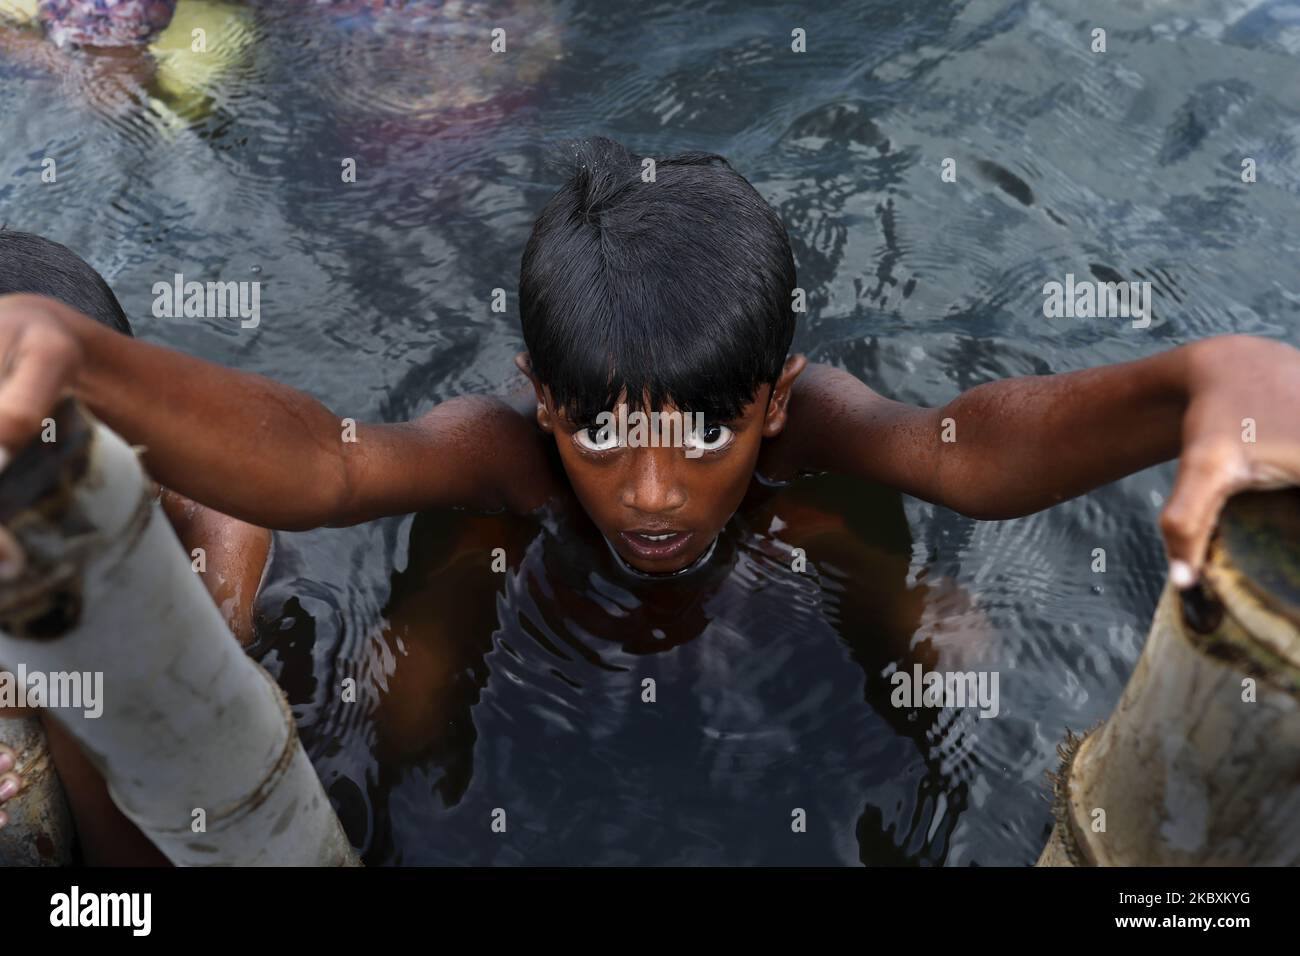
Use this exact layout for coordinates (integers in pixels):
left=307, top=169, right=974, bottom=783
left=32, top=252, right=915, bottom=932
left=1161, top=335, right=1300, bottom=586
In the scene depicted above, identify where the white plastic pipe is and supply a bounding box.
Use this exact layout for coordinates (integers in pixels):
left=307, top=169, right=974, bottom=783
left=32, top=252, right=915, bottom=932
left=0, top=403, right=357, bottom=866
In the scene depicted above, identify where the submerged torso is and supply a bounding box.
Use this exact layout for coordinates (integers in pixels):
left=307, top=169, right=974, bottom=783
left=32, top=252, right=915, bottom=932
left=258, top=464, right=988, bottom=865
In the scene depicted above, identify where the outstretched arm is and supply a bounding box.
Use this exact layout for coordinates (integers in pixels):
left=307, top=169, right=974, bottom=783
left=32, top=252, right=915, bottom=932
left=790, top=335, right=1300, bottom=583
left=0, top=294, right=535, bottom=533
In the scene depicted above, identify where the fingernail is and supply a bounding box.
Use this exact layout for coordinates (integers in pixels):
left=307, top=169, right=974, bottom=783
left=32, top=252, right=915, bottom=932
left=0, top=778, right=17, bottom=801
left=1169, top=560, right=1196, bottom=589
left=0, top=752, right=12, bottom=773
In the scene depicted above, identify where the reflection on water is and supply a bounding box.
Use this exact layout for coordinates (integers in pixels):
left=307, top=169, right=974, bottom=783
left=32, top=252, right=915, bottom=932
left=265, top=473, right=1000, bottom=865
left=3, top=0, right=1299, bottom=864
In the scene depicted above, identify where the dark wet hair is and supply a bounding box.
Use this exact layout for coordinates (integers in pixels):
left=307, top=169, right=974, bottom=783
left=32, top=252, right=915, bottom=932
left=0, top=228, right=133, bottom=336
left=519, top=137, right=797, bottom=424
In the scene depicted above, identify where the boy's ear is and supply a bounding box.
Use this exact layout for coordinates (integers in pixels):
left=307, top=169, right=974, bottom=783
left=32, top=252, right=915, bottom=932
left=761, top=353, right=808, bottom=438
left=514, top=351, right=556, bottom=433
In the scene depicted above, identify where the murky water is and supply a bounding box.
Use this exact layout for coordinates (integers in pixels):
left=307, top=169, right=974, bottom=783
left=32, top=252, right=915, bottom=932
left=2, top=0, right=1299, bottom=865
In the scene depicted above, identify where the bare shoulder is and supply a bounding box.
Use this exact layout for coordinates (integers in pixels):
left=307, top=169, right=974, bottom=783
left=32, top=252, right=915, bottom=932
left=793, top=361, right=897, bottom=409
left=407, top=392, right=562, bottom=515
left=760, top=361, right=920, bottom=482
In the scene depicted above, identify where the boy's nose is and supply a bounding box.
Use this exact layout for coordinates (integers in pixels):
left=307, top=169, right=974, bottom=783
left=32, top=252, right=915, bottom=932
left=621, top=448, right=687, bottom=515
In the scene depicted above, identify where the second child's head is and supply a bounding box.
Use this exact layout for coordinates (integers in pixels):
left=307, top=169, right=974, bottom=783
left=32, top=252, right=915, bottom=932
left=0, top=229, right=133, bottom=335
left=518, top=138, right=804, bottom=574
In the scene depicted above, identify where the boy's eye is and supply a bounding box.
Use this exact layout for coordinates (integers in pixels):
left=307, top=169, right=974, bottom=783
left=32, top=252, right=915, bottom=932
left=685, top=422, right=733, bottom=452
left=575, top=424, right=620, bottom=452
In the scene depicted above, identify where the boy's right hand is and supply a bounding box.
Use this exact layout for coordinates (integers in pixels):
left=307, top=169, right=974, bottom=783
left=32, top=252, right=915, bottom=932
left=0, top=294, right=89, bottom=580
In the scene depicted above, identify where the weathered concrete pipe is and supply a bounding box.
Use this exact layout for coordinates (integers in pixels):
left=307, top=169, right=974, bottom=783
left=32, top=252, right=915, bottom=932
left=0, top=400, right=358, bottom=866
left=1039, top=488, right=1300, bottom=866
left=0, top=714, right=74, bottom=866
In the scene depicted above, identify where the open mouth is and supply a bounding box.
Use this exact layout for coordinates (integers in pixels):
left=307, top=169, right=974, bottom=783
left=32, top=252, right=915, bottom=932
left=617, top=530, right=695, bottom=563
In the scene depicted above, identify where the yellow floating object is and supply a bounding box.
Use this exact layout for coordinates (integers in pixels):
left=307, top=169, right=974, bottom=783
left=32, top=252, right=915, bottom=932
left=148, top=0, right=255, bottom=109
left=0, top=0, right=38, bottom=24
left=0, top=0, right=253, bottom=128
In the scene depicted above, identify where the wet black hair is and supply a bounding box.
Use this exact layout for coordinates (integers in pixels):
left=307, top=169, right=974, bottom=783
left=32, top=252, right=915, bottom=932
left=0, top=228, right=133, bottom=336
left=519, top=137, right=797, bottom=424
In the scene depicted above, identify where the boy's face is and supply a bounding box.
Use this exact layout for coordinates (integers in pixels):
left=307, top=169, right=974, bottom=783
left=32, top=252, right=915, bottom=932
left=521, top=355, right=806, bottom=574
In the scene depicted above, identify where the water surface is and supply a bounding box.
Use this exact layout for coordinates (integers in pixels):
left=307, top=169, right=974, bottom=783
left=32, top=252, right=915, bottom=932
left=2, top=0, right=1298, bottom=865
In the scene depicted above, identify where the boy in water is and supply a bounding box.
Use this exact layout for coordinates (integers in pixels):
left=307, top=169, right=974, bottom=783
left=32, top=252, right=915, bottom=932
left=0, top=230, right=268, bottom=863
left=0, top=139, right=1298, bottom=861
